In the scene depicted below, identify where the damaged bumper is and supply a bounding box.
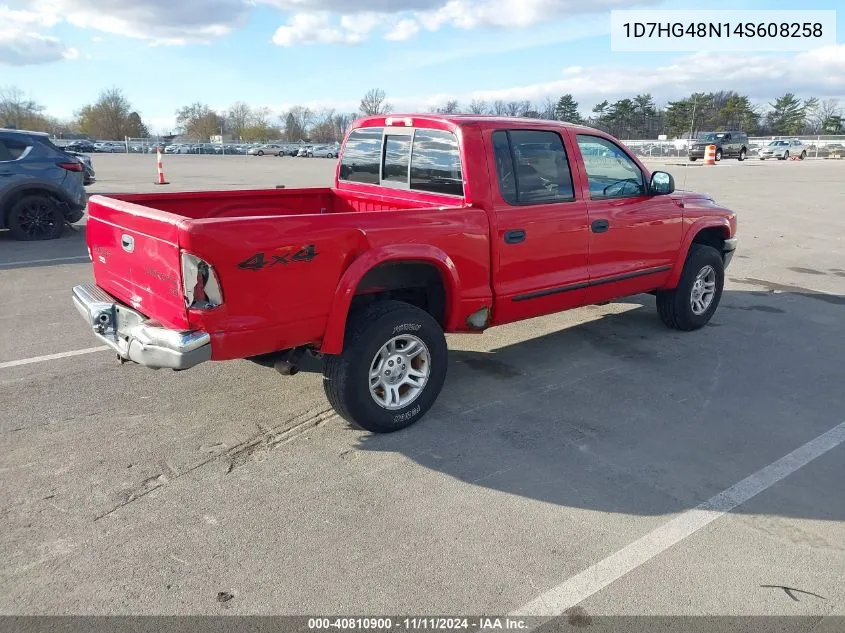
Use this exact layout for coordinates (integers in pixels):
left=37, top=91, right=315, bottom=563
left=72, top=283, right=211, bottom=370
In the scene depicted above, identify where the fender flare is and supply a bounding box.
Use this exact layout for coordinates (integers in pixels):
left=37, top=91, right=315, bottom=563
left=319, top=244, right=461, bottom=355
left=665, top=218, right=732, bottom=288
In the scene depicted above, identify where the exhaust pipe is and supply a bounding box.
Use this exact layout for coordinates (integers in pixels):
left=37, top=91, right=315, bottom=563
left=274, top=360, right=299, bottom=376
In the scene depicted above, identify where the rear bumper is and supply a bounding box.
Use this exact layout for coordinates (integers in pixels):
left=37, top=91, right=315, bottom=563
left=72, top=283, right=211, bottom=370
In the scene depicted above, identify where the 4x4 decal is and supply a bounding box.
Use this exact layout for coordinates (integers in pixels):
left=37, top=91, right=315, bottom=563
left=237, top=245, right=318, bottom=270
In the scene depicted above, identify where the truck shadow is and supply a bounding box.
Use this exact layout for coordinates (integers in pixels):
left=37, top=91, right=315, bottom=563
left=0, top=223, right=89, bottom=270
left=354, top=287, right=845, bottom=523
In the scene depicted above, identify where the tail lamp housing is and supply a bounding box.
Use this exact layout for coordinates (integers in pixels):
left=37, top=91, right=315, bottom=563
left=181, top=252, right=223, bottom=309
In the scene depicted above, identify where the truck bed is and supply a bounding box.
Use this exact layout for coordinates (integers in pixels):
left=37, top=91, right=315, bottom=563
left=85, top=186, right=490, bottom=360
left=105, top=187, right=436, bottom=219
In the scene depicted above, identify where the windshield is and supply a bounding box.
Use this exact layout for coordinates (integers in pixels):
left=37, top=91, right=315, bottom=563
left=697, top=133, right=725, bottom=141
left=769, top=141, right=789, bottom=146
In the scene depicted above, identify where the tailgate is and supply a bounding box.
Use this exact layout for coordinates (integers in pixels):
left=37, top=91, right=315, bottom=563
left=86, top=195, right=188, bottom=330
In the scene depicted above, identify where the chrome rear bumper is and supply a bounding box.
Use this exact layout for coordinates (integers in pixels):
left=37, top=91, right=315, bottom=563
left=72, top=283, right=211, bottom=370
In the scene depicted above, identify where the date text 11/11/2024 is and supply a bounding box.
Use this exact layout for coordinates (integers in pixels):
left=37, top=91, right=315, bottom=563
left=307, top=617, right=529, bottom=630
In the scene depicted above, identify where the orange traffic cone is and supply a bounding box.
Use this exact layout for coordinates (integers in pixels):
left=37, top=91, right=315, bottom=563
left=703, top=144, right=717, bottom=165
left=155, top=147, right=170, bottom=185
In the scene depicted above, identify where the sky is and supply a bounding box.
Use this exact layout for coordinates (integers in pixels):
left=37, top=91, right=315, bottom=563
left=1, top=0, right=843, bottom=134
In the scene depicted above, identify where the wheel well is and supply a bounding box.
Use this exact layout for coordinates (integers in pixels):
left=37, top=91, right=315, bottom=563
left=691, top=227, right=727, bottom=254
left=1, top=187, right=69, bottom=228
left=350, top=261, right=447, bottom=327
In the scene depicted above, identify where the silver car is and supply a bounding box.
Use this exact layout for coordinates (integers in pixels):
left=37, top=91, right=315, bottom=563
left=310, top=145, right=339, bottom=158
left=248, top=144, right=285, bottom=156
left=758, top=139, right=807, bottom=160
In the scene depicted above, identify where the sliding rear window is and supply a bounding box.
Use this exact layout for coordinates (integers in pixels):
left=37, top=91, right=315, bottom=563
left=339, top=127, right=464, bottom=197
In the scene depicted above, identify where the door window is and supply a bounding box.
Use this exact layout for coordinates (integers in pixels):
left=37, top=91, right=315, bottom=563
left=492, top=130, right=575, bottom=205
left=0, top=139, right=30, bottom=161
left=575, top=135, right=646, bottom=200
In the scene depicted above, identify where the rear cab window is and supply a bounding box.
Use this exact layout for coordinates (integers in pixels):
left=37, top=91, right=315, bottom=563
left=339, top=125, right=464, bottom=197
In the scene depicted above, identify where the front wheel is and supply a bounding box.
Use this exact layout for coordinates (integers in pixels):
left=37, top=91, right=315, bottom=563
left=738, top=149, right=746, bottom=161
left=322, top=300, right=448, bottom=433
left=780, top=151, right=789, bottom=161
left=656, top=244, right=725, bottom=331
left=800, top=150, right=807, bottom=160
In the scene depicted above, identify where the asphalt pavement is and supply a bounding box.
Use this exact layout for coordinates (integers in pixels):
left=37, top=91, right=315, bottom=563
left=1, top=155, right=844, bottom=622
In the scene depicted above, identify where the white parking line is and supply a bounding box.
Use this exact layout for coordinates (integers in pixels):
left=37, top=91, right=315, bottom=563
left=0, top=255, right=90, bottom=268
left=512, top=419, right=845, bottom=617
left=0, top=346, right=109, bottom=370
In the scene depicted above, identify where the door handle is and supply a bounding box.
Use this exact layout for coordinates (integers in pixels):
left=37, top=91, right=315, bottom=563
left=504, top=229, right=526, bottom=244
left=591, top=219, right=609, bottom=233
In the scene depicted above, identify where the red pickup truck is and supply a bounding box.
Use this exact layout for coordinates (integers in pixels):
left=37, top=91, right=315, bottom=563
left=73, top=114, right=737, bottom=433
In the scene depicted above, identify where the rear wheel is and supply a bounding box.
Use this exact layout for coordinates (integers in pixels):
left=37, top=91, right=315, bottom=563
left=715, top=149, right=722, bottom=161
left=689, top=157, right=697, bottom=162
left=738, top=149, right=746, bottom=161
left=656, top=244, right=725, bottom=331
left=322, top=300, right=448, bottom=433
left=7, top=194, right=65, bottom=241
left=257, top=150, right=264, bottom=156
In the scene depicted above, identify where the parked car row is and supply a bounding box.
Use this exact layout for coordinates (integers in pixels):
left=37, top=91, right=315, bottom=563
left=248, top=142, right=340, bottom=158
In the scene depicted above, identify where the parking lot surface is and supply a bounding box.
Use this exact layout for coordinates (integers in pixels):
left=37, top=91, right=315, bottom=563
left=1, top=155, right=844, bottom=620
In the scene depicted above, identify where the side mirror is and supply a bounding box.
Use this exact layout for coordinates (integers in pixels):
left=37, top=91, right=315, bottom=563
left=649, top=171, right=674, bottom=195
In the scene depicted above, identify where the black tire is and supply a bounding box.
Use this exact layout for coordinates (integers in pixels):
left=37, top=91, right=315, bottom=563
left=715, top=149, right=722, bottom=161
left=656, top=244, right=725, bottom=331
left=257, top=150, right=264, bottom=156
left=800, top=150, right=806, bottom=160
left=7, top=194, right=65, bottom=241
left=326, top=153, right=334, bottom=159
left=738, top=148, right=746, bottom=161
left=689, top=157, right=697, bottom=162
left=780, top=151, right=788, bottom=161
left=322, top=300, right=448, bottom=433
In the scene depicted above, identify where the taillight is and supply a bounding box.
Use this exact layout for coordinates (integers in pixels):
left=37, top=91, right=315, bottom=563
left=181, top=253, right=223, bottom=309
left=58, top=161, right=83, bottom=171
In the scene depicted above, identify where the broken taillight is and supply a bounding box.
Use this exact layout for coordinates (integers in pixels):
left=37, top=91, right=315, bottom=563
left=181, top=252, right=223, bottom=309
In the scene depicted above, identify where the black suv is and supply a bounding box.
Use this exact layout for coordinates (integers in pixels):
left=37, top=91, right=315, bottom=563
left=0, top=128, right=88, bottom=240
left=688, top=131, right=749, bottom=162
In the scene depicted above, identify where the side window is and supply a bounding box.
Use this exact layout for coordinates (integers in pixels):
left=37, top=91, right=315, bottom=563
left=410, top=129, right=463, bottom=197
left=382, top=135, right=412, bottom=184
left=492, top=130, right=575, bottom=205
left=575, top=135, right=646, bottom=200
left=338, top=127, right=383, bottom=184
left=0, top=139, right=30, bottom=161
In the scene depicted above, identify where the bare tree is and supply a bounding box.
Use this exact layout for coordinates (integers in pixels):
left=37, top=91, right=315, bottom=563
left=818, top=99, right=840, bottom=127
left=310, top=108, right=339, bottom=143
left=76, top=87, right=141, bottom=139
left=282, top=106, right=313, bottom=142
left=226, top=101, right=252, bottom=140
left=492, top=100, right=507, bottom=116
left=175, top=102, right=223, bottom=140
left=504, top=101, right=524, bottom=117
left=540, top=97, right=557, bottom=120
left=0, top=86, right=49, bottom=130
left=468, top=99, right=489, bottom=114
left=359, top=88, right=392, bottom=116
left=431, top=100, right=460, bottom=114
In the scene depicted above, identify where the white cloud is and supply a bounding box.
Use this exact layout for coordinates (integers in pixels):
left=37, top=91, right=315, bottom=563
left=0, top=29, right=77, bottom=65
left=385, top=18, right=420, bottom=41
left=266, top=0, right=656, bottom=46
left=437, top=46, right=845, bottom=110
